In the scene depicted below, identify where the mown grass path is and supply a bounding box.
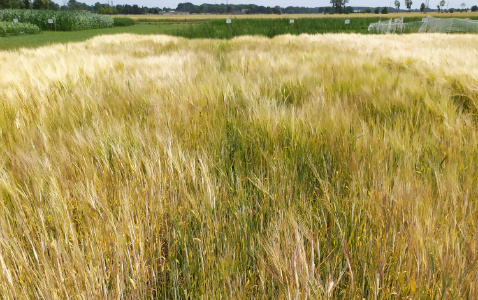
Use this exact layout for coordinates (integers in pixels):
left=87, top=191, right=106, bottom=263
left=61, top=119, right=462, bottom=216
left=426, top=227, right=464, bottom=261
left=0, top=23, right=169, bottom=50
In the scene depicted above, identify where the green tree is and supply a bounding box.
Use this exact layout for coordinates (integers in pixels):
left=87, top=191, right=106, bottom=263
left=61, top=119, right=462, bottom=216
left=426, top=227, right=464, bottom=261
left=440, top=0, right=446, bottom=12
left=11, top=0, right=24, bottom=8
left=330, top=0, right=349, bottom=13
left=381, top=7, right=389, bottom=13
left=49, top=0, right=59, bottom=10
left=66, top=0, right=89, bottom=11
left=405, top=0, right=413, bottom=11
left=395, top=0, right=400, bottom=10
left=93, top=2, right=103, bottom=11
left=0, top=0, right=11, bottom=9
left=374, top=7, right=380, bottom=13
left=420, top=2, right=425, bottom=12
left=32, top=0, right=49, bottom=9
left=472, top=5, right=478, bottom=11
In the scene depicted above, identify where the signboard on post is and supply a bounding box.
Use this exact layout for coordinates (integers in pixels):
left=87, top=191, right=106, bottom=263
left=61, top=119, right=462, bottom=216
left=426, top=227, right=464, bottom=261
left=422, top=18, right=427, bottom=22
left=13, top=19, right=18, bottom=23
left=345, top=19, right=350, bottom=25
left=48, top=19, right=54, bottom=31
left=226, top=19, right=231, bottom=24
left=290, top=19, right=294, bottom=24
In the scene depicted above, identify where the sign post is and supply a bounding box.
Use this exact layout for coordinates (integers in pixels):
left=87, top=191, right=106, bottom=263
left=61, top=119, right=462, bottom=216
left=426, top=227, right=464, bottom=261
left=48, top=18, right=54, bottom=31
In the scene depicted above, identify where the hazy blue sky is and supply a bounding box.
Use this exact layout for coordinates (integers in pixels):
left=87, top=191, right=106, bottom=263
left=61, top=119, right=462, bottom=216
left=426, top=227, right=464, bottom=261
left=80, top=1, right=476, bottom=9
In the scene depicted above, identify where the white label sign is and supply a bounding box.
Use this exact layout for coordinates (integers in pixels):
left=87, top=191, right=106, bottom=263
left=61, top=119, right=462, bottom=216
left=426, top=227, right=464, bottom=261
left=226, top=19, right=231, bottom=24
left=48, top=19, right=54, bottom=24
left=290, top=19, right=294, bottom=24
left=13, top=19, right=18, bottom=23
left=345, top=19, right=350, bottom=24
left=422, top=18, right=427, bottom=22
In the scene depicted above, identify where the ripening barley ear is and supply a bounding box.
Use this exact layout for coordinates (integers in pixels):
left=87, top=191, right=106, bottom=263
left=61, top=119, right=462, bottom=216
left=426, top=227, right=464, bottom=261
left=448, top=77, right=478, bottom=116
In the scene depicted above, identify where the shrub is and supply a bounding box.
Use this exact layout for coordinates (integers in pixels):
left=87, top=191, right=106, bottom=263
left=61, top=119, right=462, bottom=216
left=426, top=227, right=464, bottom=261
left=0, top=21, right=40, bottom=36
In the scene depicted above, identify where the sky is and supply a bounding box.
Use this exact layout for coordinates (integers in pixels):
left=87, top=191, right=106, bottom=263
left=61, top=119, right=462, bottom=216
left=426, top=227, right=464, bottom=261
left=80, top=0, right=476, bottom=9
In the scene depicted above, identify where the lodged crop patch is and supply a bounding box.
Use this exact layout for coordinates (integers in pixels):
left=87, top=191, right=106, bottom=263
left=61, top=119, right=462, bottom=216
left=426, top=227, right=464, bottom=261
left=0, top=9, right=113, bottom=31
left=0, top=33, right=477, bottom=298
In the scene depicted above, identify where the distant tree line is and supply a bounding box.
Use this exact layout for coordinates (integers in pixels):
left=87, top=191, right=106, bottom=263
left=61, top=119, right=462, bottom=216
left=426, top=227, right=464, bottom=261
left=0, top=0, right=162, bottom=14
left=1, top=0, right=473, bottom=14
left=175, top=3, right=320, bottom=14
left=318, top=6, right=354, bottom=13
left=0, top=0, right=60, bottom=10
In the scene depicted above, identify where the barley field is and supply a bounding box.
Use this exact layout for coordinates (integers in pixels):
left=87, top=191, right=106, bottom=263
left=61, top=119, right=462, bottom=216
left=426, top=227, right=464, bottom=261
left=0, top=33, right=477, bottom=298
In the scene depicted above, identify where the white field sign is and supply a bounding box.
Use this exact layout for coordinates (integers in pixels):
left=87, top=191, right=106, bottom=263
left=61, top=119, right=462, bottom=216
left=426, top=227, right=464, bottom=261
left=290, top=19, right=294, bottom=24
left=48, top=19, right=54, bottom=24
left=13, top=19, right=18, bottom=23
left=345, top=19, right=350, bottom=24
left=226, top=19, right=231, bottom=24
